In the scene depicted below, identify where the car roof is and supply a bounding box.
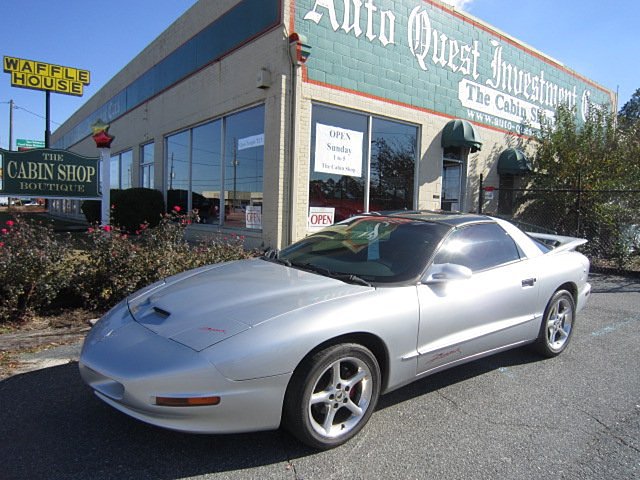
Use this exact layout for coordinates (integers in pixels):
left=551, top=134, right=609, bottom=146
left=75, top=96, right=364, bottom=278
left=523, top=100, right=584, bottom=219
left=364, top=210, right=494, bottom=227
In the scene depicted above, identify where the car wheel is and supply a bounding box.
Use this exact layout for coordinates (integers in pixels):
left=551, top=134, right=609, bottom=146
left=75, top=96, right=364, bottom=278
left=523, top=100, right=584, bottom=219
left=283, top=343, right=381, bottom=449
left=534, top=289, right=575, bottom=357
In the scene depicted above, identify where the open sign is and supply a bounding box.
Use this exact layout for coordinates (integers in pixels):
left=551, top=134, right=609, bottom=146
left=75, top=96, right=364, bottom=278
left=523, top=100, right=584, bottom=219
left=308, top=207, right=335, bottom=231
left=245, top=206, right=262, bottom=229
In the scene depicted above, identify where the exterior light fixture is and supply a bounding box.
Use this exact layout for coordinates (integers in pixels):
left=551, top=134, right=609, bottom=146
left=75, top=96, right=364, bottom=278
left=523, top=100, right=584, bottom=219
left=288, top=33, right=311, bottom=67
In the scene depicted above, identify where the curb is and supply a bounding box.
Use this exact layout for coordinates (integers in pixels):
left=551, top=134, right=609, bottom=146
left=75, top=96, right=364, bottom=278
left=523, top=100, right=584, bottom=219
left=13, top=340, right=84, bottom=375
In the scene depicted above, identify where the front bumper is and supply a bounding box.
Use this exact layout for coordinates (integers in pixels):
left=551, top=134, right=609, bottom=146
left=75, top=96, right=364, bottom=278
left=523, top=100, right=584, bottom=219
left=79, top=304, right=290, bottom=434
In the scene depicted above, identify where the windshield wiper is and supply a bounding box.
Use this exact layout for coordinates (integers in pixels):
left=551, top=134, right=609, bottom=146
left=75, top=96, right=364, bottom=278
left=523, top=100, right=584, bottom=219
left=330, top=273, right=372, bottom=287
left=261, top=249, right=292, bottom=267
left=294, top=262, right=372, bottom=287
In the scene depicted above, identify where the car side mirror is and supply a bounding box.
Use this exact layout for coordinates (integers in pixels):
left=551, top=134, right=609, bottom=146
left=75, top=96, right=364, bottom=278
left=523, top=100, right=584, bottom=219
left=422, top=263, right=472, bottom=284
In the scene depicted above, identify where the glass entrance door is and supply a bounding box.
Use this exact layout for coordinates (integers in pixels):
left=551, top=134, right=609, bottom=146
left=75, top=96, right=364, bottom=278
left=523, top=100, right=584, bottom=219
left=441, top=160, right=462, bottom=211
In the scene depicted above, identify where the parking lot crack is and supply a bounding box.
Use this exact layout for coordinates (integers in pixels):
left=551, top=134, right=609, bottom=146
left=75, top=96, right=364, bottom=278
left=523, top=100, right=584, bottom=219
left=437, top=390, right=546, bottom=430
left=284, top=458, right=303, bottom=480
left=577, top=406, right=640, bottom=454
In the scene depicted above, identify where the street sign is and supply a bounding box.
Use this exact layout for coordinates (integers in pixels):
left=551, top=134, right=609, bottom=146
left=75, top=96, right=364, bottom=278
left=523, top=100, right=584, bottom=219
left=16, top=139, right=45, bottom=149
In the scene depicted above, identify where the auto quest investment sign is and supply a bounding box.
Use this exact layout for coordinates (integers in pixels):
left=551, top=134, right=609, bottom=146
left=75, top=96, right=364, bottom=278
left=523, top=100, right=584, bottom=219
left=297, top=0, right=615, bottom=135
left=0, top=148, right=100, bottom=199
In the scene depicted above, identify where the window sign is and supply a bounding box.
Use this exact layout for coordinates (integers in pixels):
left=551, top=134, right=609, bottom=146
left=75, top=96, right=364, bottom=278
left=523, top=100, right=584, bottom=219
left=238, top=133, right=264, bottom=151
left=314, top=123, right=363, bottom=178
left=245, top=205, right=262, bottom=229
left=308, top=206, right=335, bottom=232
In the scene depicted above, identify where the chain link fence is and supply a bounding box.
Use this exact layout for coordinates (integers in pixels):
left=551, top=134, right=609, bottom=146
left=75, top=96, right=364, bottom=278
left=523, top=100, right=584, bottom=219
left=479, top=187, right=640, bottom=274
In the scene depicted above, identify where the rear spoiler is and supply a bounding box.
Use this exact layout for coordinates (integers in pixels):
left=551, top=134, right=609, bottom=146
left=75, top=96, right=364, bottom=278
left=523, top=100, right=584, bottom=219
left=527, top=232, right=587, bottom=253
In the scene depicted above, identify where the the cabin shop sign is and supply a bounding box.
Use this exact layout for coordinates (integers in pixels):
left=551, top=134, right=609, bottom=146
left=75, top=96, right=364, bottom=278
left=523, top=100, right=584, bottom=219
left=0, top=148, right=100, bottom=199
left=303, top=0, right=608, bottom=129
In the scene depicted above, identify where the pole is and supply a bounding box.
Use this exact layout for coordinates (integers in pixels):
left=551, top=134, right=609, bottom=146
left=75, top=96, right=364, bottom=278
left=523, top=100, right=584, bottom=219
left=232, top=139, right=238, bottom=209
left=9, top=99, right=14, bottom=151
left=45, top=91, right=51, bottom=148
left=576, top=171, right=582, bottom=236
left=8, top=100, right=14, bottom=210
left=100, top=148, right=111, bottom=226
left=478, top=173, right=483, bottom=214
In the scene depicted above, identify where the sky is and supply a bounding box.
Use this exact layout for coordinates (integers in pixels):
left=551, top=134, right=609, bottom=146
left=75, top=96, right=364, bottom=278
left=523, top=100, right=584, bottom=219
left=0, top=0, right=638, bottom=150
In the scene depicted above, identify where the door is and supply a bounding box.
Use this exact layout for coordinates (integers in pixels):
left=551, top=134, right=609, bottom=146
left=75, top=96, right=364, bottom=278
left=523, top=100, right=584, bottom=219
left=416, top=223, right=540, bottom=374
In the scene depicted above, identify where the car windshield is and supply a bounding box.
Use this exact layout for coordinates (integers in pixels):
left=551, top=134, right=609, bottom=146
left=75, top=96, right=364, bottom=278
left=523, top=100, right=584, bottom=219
left=277, top=217, right=450, bottom=284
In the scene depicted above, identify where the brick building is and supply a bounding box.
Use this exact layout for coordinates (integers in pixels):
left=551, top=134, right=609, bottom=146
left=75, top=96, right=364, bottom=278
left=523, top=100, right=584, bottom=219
left=51, top=0, right=615, bottom=248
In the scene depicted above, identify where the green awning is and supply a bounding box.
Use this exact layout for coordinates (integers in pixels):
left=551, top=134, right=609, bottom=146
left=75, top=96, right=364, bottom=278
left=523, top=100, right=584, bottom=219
left=441, top=119, right=482, bottom=153
left=497, top=148, right=532, bottom=175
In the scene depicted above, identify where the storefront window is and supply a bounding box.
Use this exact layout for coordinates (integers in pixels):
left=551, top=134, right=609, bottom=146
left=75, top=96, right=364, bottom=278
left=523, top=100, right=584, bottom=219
left=164, top=105, right=264, bottom=229
left=166, top=130, right=190, bottom=212
left=110, top=156, right=119, bottom=189
left=370, top=118, right=417, bottom=211
left=192, top=120, right=221, bottom=224
left=110, top=150, right=133, bottom=189
left=310, top=105, right=417, bottom=223
left=310, top=106, right=368, bottom=222
left=140, top=142, right=155, bottom=189
left=224, top=105, right=264, bottom=229
left=121, top=151, right=133, bottom=189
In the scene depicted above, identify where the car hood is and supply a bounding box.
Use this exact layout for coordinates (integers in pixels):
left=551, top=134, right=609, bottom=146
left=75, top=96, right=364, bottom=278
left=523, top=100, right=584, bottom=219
left=127, top=258, right=370, bottom=351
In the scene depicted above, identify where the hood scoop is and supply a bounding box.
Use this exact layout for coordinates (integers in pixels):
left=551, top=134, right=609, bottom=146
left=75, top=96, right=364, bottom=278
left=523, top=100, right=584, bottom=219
left=129, top=294, right=250, bottom=351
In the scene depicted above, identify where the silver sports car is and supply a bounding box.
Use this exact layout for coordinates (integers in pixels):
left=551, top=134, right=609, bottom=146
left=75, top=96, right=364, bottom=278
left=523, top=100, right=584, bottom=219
left=79, top=212, right=591, bottom=449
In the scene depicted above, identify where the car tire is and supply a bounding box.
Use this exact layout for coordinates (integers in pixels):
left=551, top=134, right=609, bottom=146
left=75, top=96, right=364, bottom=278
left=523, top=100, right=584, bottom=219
left=534, top=289, right=576, bottom=357
left=283, top=343, right=381, bottom=449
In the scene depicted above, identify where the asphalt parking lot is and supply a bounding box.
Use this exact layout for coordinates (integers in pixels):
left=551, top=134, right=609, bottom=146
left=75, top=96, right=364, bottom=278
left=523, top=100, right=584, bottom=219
left=1, top=273, right=638, bottom=480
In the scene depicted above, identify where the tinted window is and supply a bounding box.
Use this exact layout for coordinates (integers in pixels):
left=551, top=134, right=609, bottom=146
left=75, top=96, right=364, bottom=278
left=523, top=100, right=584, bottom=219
left=140, top=142, right=155, bottom=189
left=369, top=117, right=417, bottom=212
left=166, top=131, right=190, bottom=212
left=192, top=120, right=221, bottom=224
left=280, top=217, right=450, bottom=283
left=433, top=223, right=521, bottom=272
left=224, top=105, right=265, bottom=229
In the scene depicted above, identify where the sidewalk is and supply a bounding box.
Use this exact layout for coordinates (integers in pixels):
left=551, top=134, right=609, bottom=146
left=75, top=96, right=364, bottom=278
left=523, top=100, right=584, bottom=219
left=13, top=341, right=84, bottom=375
left=0, top=326, right=89, bottom=379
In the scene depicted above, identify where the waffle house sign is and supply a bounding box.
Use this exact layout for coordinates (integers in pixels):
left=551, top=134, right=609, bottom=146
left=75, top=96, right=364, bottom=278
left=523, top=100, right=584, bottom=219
left=3, top=56, right=90, bottom=96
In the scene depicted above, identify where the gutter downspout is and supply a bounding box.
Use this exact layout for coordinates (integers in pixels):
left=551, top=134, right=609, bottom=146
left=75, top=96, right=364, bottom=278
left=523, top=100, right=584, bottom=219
left=287, top=56, right=298, bottom=247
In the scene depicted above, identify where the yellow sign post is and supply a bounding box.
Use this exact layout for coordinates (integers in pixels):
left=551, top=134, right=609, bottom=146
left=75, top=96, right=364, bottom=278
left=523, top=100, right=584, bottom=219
left=3, top=56, right=90, bottom=96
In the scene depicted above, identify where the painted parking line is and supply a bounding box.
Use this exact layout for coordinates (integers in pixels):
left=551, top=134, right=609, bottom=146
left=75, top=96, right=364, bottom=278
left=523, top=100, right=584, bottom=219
left=591, top=316, right=639, bottom=337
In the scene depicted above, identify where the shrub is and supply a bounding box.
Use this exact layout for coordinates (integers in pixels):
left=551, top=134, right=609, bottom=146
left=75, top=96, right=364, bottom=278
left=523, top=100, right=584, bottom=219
left=82, top=189, right=165, bottom=231
left=0, top=217, right=73, bottom=323
left=73, top=224, right=147, bottom=311
left=74, top=209, right=255, bottom=310
left=80, top=199, right=100, bottom=224
left=112, top=188, right=165, bottom=231
left=81, top=189, right=123, bottom=224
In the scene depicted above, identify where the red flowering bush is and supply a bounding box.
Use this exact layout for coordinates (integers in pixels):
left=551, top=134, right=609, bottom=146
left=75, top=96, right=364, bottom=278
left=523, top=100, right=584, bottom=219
left=74, top=210, right=255, bottom=310
left=72, top=225, right=147, bottom=311
left=0, top=217, right=73, bottom=323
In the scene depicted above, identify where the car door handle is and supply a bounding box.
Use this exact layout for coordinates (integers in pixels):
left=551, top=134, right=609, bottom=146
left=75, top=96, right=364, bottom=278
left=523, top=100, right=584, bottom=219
left=521, top=278, right=536, bottom=287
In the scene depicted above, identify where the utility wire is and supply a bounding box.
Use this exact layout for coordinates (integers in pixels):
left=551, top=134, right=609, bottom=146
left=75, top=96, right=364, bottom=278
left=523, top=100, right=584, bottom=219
left=1, top=100, right=61, bottom=126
